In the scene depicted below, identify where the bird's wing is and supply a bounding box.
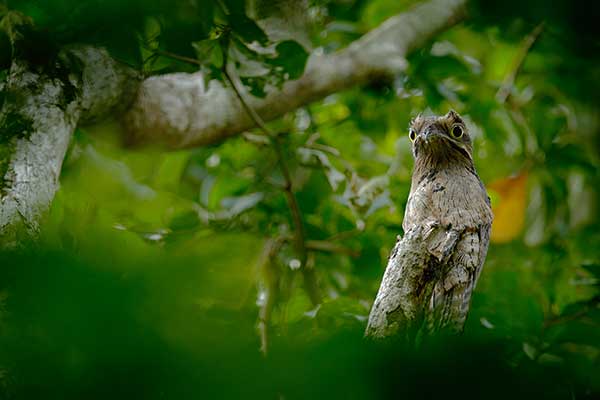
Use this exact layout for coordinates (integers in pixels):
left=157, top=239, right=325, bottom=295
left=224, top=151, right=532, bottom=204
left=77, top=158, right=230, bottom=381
left=474, top=223, right=491, bottom=287
left=427, top=223, right=491, bottom=333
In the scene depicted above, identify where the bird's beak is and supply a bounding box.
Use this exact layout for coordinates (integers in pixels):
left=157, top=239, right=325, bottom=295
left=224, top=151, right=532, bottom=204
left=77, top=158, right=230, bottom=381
left=422, top=128, right=432, bottom=141
left=421, top=127, right=439, bottom=142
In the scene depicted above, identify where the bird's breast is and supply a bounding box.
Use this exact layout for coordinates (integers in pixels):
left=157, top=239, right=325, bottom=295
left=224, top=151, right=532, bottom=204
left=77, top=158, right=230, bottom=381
left=403, top=168, right=492, bottom=232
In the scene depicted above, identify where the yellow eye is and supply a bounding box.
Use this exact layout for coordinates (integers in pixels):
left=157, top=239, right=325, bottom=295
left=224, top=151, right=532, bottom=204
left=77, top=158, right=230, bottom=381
left=409, top=129, right=416, bottom=141
left=451, top=125, right=463, bottom=138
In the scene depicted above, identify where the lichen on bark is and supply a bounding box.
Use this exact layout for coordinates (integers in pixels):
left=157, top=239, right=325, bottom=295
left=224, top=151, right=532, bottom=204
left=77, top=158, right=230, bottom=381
left=0, top=110, right=34, bottom=193
left=0, top=46, right=140, bottom=247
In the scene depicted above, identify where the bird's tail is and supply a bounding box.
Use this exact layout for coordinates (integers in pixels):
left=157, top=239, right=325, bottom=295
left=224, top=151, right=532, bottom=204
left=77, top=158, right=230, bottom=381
left=426, top=274, right=475, bottom=334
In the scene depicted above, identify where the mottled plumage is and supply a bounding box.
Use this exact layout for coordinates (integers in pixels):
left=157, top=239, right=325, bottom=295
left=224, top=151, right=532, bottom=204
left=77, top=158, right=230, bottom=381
left=365, top=110, right=492, bottom=338
left=406, top=110, right=492, bottom=333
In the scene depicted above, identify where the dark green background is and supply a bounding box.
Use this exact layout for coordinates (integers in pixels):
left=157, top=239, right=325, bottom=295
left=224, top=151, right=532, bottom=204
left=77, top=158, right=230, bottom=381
left=0, top=0, right=598, bottom=398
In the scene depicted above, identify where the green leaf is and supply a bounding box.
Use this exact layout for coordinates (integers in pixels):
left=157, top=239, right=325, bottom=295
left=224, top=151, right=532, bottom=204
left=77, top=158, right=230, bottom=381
left=153, top=151, right=190, bottom=191
left=269, top=40, right=309, bottom=80
left=169, top=210, right=201, bottom=232
left=220, top=192, right=264, bottom=216
left=225, top=7, right=268, bottom=46
left=211, top=42, right=224, bottom=69
left=192, top=39, right=216, bottom=62
left=192, top=37, right=224, bottom=70
left=581, top=264, right=600, bottom=280
left=241, top=76, right=267, bottom=98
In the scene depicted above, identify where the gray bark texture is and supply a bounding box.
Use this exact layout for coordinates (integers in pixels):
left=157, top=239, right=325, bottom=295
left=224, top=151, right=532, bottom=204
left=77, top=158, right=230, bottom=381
left=0, top=47, right=139, bottom=246
left=124, top=0, right=467, bottom=149
left=364, top=228, right=438, bottom=339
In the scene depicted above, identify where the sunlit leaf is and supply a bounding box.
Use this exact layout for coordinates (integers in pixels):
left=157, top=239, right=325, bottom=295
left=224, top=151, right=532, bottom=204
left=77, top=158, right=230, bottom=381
left=221, top=192, right=264, bottom=216
left=268, top=40, right=309, bottom=80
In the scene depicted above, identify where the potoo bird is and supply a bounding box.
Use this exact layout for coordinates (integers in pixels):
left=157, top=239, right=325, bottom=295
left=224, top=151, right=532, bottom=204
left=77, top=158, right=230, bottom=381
left=365, top=110, right=493, bottom=338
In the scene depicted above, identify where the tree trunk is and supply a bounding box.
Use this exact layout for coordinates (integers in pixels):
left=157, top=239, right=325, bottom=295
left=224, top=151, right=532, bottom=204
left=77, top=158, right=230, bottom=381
left=0, top=47, right=139, bottom=247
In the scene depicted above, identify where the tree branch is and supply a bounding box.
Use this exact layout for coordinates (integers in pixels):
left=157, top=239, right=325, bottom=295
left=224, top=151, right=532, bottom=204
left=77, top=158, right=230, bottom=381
left=496, top=22, right=545, bottom=103
left=220, top=54, right=321, bottom=306
left=123, top=0, right=467, bottom=149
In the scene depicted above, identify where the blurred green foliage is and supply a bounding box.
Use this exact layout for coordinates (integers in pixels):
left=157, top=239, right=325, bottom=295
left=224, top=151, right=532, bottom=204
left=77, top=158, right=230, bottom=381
left=1, top=0, right=599, bottom=398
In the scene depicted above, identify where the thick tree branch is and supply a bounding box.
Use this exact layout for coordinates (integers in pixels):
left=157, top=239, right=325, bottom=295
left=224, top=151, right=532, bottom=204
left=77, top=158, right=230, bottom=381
left=0, top=47, right=139, bottom=246
left=124, top=0, right=467, bottom=149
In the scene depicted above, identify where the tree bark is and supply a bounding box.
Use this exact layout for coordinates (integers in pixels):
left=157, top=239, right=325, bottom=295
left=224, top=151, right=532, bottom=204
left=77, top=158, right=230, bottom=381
left=0, top=47, right=139, bottom=247
left=364, top=227, right=440, bottom=339
left=124, top=0, right=467, bottom=149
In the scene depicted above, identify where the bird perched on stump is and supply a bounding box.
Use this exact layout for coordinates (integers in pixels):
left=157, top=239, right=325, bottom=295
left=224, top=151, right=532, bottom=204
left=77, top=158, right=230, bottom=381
left=365, top=110, right=493, bottom=339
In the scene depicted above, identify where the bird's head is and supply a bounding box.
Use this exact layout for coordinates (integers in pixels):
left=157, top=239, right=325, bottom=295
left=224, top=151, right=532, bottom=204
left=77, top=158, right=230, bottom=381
left=409, top=110, right=473, bottom=165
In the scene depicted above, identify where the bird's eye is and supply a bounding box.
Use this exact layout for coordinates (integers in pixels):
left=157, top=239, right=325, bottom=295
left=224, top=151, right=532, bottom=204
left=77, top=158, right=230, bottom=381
left=409, top=129, right=416, bottom=141
left=451, top=125, right=463, bottom=138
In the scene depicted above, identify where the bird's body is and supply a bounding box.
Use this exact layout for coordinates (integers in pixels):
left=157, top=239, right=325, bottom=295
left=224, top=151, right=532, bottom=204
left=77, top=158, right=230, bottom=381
left=365, top=110, right=492, bottom=338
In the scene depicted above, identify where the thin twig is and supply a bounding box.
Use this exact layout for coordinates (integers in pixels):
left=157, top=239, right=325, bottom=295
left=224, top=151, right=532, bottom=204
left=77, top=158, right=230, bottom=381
left=306, top=240, right=360, bottom=258
left=143, top=45, right=204, bottom=67
left=278, top=235, right=359, bottom=257
left=153, top=41, right=323, bottom=306
left=543, top=297, right=599, bottom=330
left=219, top=46, right=322, bottom=306
left=242, top=132, right=270, bottom=146
left=222, top=68, right=273, bottom=135
left=257, top=238, right=283, bottom=356
left=325, top=229, right=361, bottom=242
left=496, top=22, right=545, bottom=103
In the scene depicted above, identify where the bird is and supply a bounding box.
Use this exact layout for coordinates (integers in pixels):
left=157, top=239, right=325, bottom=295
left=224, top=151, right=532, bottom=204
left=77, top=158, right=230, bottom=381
left=365, top=110, right=493, bottom=338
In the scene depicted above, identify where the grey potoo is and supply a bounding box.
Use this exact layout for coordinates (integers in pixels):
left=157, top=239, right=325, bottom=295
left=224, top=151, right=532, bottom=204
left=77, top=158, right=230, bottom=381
left=366, top=110, right=493, bottom=338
